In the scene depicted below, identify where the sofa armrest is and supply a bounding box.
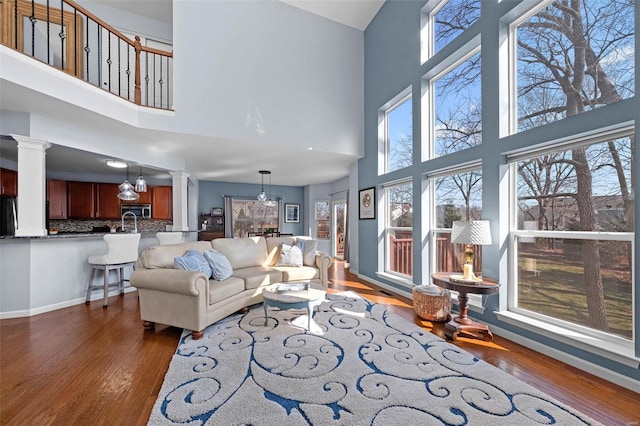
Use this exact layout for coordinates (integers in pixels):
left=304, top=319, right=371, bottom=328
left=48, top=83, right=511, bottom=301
left=131, top=269, right=209, bottom=297
left=315, top=251, right=332, bottom=288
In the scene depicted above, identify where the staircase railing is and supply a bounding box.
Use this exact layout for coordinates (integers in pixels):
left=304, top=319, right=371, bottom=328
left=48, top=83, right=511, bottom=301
left=1, top=0, right=173, bottom=110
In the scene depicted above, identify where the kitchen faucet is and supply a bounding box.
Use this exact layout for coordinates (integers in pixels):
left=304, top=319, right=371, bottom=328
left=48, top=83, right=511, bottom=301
left=121, top=211, right=138, bottom=233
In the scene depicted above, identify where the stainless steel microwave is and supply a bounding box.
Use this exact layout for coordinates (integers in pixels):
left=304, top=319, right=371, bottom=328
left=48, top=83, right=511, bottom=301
left=121, top=204, right=152, bottom=218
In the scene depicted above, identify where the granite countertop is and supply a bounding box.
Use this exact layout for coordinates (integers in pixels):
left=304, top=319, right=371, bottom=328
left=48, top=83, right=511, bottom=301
left=0, top=230, right=202, bottom=240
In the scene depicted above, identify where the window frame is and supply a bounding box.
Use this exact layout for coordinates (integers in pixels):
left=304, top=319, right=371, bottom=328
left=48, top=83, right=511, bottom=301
left=383, top=179, right=414, bottom=280
left=505, top=128, right=636, bottom=355
left=379, top=88, right=413, bottom=175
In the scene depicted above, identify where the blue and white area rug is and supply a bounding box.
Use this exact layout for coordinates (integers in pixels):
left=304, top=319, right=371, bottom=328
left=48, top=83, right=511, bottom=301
left=148, top=292, right=600, bottom=425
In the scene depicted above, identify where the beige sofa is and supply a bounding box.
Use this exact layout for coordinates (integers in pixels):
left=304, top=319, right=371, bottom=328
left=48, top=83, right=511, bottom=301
left=130, top=236, right=331, bottom=339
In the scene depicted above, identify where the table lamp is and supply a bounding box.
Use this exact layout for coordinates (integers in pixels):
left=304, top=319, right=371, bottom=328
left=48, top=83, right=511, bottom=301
left=450, top=220, right=492, bottom=282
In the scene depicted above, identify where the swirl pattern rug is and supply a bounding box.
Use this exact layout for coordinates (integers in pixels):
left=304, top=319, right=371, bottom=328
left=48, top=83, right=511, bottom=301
left=148, top=292, right=600, bottom=425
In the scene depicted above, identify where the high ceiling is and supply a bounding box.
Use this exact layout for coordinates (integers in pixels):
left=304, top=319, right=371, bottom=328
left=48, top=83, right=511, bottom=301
left=1, top=1, right=385, bottom=186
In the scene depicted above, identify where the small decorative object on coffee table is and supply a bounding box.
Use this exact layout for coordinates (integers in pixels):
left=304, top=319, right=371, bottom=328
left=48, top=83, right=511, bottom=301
left=262, top=282, right=326, bottom=331
left=431, top=272, right=500, bottom=341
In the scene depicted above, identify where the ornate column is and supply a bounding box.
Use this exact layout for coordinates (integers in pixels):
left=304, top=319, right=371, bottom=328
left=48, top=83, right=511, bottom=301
left=169, top=171, right=190, bottom=231
left=11, top=135, right=51, bottom=237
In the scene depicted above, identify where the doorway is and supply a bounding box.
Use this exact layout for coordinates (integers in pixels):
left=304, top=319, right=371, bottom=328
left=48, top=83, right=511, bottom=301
left=332, top=200, right=346, bottom=259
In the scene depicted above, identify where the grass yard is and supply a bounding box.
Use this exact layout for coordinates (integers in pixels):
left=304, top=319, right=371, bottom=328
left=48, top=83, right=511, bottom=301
left=517, top=240, right=632, bottom=339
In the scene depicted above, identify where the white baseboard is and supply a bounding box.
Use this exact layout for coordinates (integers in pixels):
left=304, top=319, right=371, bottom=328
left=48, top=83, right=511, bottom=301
left=0, top=287, right=137, bottom=319
left=490, top=324, right=640, bottom=394
left=353, top=273, right=640, bottom=394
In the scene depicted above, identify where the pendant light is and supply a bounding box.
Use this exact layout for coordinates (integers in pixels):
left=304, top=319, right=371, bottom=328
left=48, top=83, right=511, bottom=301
left=135, top=165, right=147, bottom=192
left=257, top=170, right=269, bottom=202
left=264, top=171, right=277, bottom=207
left=118, top=164, right=140, bottom=201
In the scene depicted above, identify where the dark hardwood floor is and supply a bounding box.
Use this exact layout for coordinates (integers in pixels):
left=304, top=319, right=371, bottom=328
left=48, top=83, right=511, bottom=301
left=1, top=260, right=638, bottom=425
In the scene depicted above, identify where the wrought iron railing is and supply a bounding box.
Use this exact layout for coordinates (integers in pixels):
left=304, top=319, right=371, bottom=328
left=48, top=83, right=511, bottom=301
left=1, top=0, right=173, bottom=109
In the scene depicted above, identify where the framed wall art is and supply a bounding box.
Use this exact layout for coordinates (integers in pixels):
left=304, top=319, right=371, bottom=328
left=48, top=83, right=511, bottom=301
left=285, top=203, right=300, bottom=223
left=359, top=187, right=375, bottom=220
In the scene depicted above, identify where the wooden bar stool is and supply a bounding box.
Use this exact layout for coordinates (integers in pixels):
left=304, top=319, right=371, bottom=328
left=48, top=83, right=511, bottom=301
left=86, top=233, right=141, bottom=307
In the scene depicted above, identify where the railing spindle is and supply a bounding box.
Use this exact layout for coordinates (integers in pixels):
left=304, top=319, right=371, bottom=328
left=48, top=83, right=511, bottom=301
left=3, top=0, right=171, bottom=109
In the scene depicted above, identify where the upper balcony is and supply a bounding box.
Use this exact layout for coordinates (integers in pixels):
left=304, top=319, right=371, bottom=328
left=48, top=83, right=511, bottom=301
left=1, top=0, right=173, bottom=110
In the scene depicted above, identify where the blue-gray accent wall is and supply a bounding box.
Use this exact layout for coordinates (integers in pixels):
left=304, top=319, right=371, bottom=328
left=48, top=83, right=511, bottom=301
left=362, top=0, right=640, bottom=386
left=198, top=181, right=305, bottom=236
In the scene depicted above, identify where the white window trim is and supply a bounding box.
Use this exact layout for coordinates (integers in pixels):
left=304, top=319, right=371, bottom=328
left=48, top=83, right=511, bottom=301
left=379, top=88, right=412, bottom=176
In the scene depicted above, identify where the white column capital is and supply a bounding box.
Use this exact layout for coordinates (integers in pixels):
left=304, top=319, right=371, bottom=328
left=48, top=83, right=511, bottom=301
left=11, top=134, right=52, bottom=151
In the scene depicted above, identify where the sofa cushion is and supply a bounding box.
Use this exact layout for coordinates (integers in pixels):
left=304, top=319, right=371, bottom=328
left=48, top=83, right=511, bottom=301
left=140, top=241, right=213, bottom=269
left=212, top=237, right=268, bottom=269
left=273, top=266, right=320, bottom=282
left=203, top=250, right=234, bottom=281
left=276, top=242, right=304, bottom=267
left=301, top=239, right=318, bottom=266
left=232, top=266, right=283, bottom=290
left=265, top=236, right=296, bottom=266
left=174, top=250, right=212, bottom=277
left=208, top=276, right=245, bottom=305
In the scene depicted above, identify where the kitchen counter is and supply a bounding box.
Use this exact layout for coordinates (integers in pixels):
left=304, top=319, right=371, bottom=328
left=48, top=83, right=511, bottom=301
left=0, top=231, right=198, bottom=318
left=0, top=230, right=201, bottom=240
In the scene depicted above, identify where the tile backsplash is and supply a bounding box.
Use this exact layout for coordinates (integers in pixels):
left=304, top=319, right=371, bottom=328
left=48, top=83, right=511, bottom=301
left=49, top=219, right=172, bottom=234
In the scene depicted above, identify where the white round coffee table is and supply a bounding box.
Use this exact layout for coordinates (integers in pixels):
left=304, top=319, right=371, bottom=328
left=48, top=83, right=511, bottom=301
left=262, top=282, right=326, bottom=331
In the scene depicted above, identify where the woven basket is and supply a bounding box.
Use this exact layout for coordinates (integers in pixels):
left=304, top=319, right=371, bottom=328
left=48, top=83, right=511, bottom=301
left=412, top=285, right=451, bottom=322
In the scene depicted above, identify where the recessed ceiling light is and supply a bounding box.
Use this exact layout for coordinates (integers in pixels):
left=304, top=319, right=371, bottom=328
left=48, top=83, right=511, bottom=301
left=106, top=160, right=127, bottom=168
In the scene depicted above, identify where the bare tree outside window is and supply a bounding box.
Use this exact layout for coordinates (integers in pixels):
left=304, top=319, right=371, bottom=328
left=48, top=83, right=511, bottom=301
left=434, top=52, right=481, bottom=156
left=433, top=0, right=480, bottom=53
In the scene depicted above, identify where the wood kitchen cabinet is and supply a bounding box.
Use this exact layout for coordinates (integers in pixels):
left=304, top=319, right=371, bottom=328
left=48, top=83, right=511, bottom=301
left=131, top=188, right=151, bottom=204
left=0, top=168, right=18, bottom=196
left=67, top=181, right=95, bottom=219
left=95, top=183, right=121, bottom=219
left=47, top=179, right=68, bottom=219
left=152, top=186, right=172, bottom=220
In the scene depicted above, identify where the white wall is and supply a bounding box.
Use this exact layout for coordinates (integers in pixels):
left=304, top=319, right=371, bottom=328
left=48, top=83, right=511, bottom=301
left=172, top=0, right=364, bottom=158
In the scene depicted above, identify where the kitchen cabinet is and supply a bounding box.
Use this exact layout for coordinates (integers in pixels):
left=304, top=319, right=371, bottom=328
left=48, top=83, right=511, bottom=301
left=131, top=188, right=151, bottom=204
left=47, top=179, right=68, bottom=219
left=0, top=168, right=18, bottom=196
left=67, top=181, right=95, bottom=219
left=95, top=183, right=121, bottom=219
left=152, top=186, right=172, bottom=220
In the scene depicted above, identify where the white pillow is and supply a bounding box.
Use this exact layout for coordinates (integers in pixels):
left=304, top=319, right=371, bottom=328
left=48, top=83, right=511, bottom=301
left=302, top=239, right=318, bottom=266
left=203, top=249, right=234, bottom=281
left=276, top=242, right=303, bottom=267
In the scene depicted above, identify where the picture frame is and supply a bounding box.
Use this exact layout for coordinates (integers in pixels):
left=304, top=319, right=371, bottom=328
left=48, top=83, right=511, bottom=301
left=285, top=203, right=300, bottom=223
left=211, top=207, right=223, bottom=216
left=359, top=187, right=376, bottom=220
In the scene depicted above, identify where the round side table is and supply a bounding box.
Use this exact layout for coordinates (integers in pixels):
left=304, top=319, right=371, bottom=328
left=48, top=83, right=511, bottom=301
left=431, top=272, right=500, bottom=341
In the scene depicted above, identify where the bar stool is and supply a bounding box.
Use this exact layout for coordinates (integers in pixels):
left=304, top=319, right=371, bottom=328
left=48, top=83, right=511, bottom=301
left=156, top=231, right=184, bottom=245
left=86, top=233, right=141, bottom=307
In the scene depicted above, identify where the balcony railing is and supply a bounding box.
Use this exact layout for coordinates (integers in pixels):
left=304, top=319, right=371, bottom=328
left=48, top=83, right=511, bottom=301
left=388, top=233, right=483, bottom=277
left=1, top=0, right=173, bottom=109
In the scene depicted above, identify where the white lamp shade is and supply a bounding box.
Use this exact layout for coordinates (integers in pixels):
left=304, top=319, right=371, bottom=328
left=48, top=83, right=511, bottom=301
left=451, top=220, right=492, bottom=245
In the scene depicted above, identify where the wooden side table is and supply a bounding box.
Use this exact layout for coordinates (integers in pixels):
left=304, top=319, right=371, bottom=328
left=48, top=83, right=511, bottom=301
left=431, top=272, right=500, bottom=342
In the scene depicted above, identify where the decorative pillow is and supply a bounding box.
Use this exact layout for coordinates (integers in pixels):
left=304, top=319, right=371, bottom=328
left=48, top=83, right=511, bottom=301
left=203, top=249, right=234, bottom=281
left=276, top=242, right=303, bottom=267
left=174, top=249, right=212, bottom=277
left=302, top=239, right=318, bottom=266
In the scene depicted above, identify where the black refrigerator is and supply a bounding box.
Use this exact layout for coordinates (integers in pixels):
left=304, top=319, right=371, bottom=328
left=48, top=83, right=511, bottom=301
left=0, top=195, right=17, bottom=236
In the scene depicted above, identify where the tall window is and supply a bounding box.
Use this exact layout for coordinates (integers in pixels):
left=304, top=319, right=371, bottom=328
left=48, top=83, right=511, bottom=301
left=315, top=201, right=330, bottom=240
left=383, top=94, right=413, bottom=173
left=422, top=0, right=480, bottom=62
left=515, top=0, right=634, bottom=132
left=431, top=167, right=483, bottom=274
left=231, top=200, right=278, bottom=237
left=433, top=52, right=481, bottom=157
left=384, top=181, right=413, bottom=277
left=433, top=0, right=481, bottom=53
left=510, top=133, right=634, bottom=341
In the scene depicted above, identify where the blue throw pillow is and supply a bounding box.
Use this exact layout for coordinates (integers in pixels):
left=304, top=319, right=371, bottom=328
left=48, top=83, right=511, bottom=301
left=203, top=249, right=234, bottom=281
left=174, top=249, right=212, bottom=278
